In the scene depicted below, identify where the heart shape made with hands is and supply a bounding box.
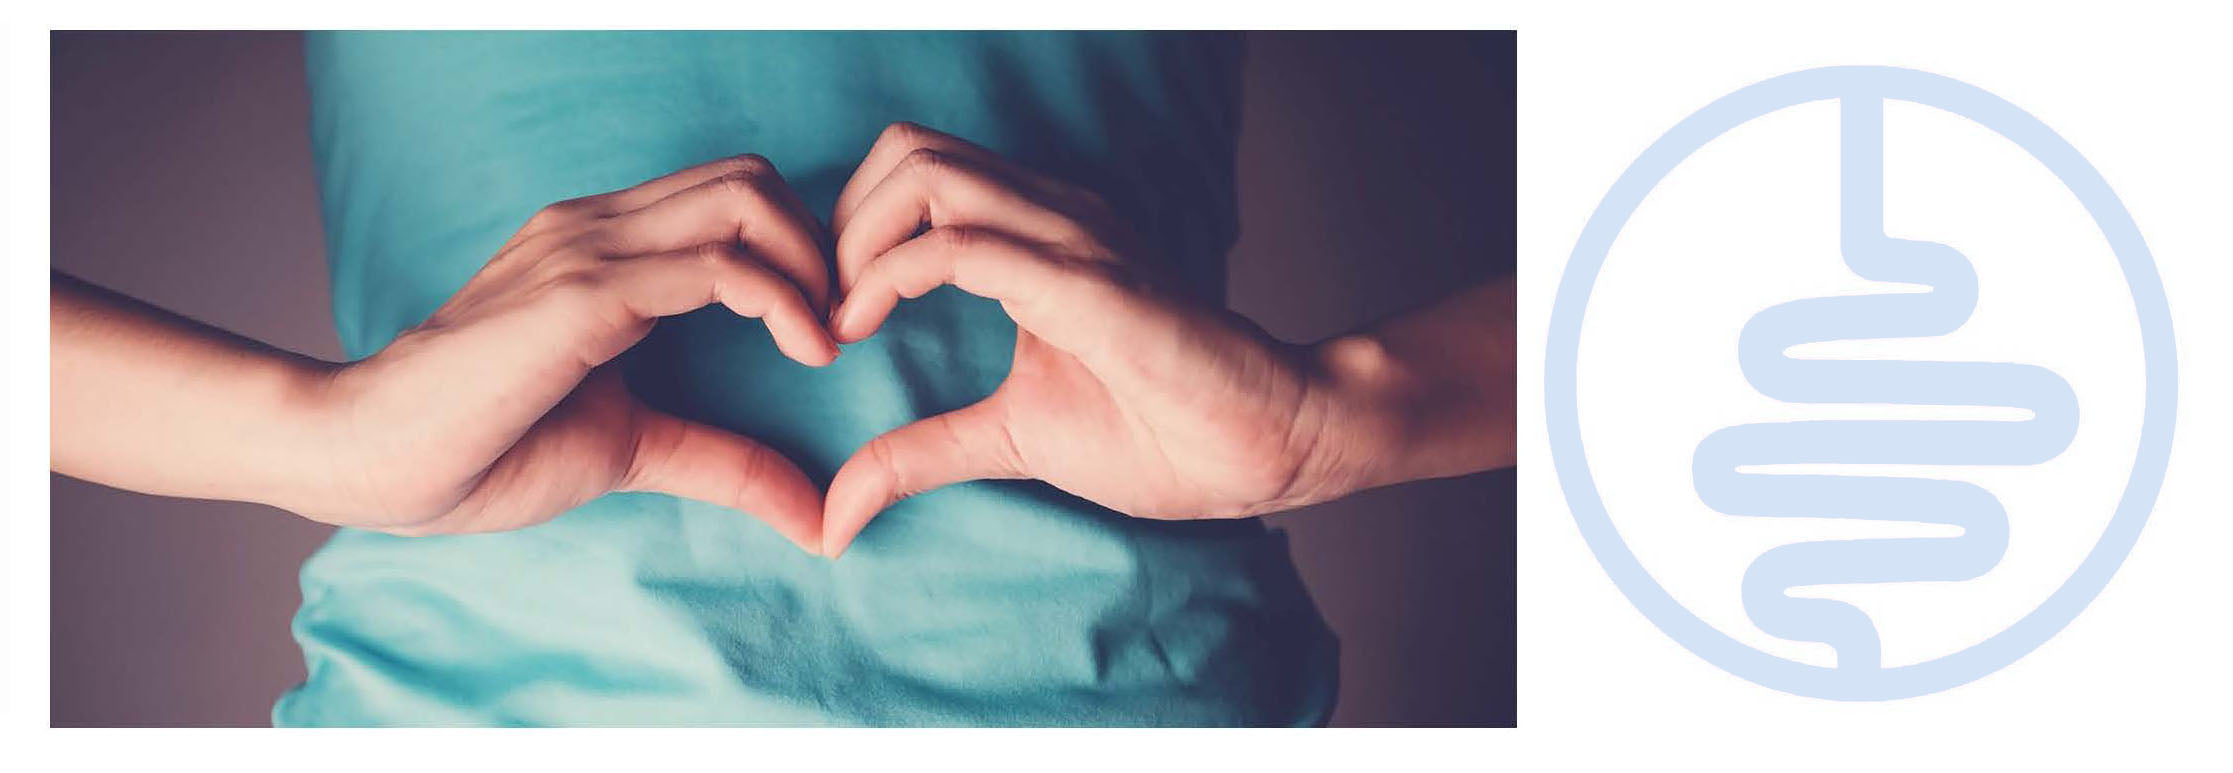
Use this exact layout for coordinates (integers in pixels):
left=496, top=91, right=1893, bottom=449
left=316, top=120, right=1327, bottom=557
left=717, top=122, right=1331, bottom=559
left=380, top=115, right=1342, bottom=565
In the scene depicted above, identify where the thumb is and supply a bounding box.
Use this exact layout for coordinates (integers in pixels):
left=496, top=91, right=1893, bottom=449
left=822, top=398, right=1023, bottom=557
left=619, top=408, right=826, bottom=555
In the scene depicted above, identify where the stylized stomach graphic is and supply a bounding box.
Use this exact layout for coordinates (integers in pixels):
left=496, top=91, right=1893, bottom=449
left=1691, top=97, right=2078, bottom=670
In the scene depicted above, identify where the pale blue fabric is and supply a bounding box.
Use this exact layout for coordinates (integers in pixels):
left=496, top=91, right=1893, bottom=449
left=274, top=31, right=1337, bottom=726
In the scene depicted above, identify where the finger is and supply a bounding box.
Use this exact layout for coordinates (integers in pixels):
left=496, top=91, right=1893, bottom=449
left=831, top=226, right=1132, bottom=356
left=606, top=156, right=836, bottom=281
left=621, top=408, right=826, bottom=556
left=822, top=397, right=1022, bottom=558
left=586, top=243, right=838, bottom=368
left=831, top=146, right=1086, bottom=297
left=592, top=154, right=790, bottom=215
left=832, top=122, right=1049, bottom=234
left=509, top=154, right=783, bottom=245
left=589, top=166, right=834, bottom=316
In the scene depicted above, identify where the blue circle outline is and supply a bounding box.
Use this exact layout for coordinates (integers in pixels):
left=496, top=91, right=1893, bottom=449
left=1544, top=66, right=2178, bottom=700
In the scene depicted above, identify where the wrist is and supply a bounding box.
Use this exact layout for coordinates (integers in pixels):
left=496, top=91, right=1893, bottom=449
left=1287, top=332, right=1425, bottom=507
left=248, top=354, right=354, bottom=518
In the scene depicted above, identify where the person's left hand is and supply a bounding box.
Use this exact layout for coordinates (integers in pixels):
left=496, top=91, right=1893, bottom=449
left=817, top=124, right=1404, bottom=556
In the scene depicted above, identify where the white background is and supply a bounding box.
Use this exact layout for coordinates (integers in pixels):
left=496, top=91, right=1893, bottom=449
left=1577, top=83, right=2148, bottom=671
left=4, top=1, right=2228, bottom=769
left=1522, top=1, right=2229, bottom=767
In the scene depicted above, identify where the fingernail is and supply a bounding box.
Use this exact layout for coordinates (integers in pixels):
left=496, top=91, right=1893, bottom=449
left=831, top=304, right=859, bottom=343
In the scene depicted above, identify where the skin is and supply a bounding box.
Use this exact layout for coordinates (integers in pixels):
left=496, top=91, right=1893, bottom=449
left=53, top=155, right=841, bottom=551
left=50, top=123, right=1517, bottom=559
left=819, top=123, right=1516, bottom=555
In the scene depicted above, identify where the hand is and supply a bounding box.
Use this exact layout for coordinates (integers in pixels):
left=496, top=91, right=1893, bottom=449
left=304, top=155, right=839, bottom=548
left=817, top=124, right=1409, bottom=556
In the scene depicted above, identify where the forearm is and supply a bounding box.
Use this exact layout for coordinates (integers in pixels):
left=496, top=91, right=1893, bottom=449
left=50, top=273, right=340, bottom=512
left=1301, top=275, right=1518, bottom=498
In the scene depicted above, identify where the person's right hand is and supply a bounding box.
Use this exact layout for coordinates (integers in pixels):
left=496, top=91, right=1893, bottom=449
left=293, top=155, right=839, bottom=550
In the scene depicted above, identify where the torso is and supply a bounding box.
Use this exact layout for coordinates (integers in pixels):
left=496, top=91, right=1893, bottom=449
left=277, top=30, right=1336, bottom=726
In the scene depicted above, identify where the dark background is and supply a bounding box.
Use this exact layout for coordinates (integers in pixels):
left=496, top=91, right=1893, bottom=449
left=50, top=30, right=1517, bottom=727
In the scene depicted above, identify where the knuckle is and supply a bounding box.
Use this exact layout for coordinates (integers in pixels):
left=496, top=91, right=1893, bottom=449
left=877, top=121, right=933, bottom=151
left=733, top=442, right=770, bottom=487
left=525, top=198, right=592, bottom=230
left=694, top=241, right=737, bottom=268
left=715, top=169, right=771, bottom=199
left=898, top=147, right=952, bottom=179
left=925, top=224, right=984, bottom=251
left=622, top=415, right=680, bottom=492
left=864, top=435, right=906, bottom=492
left=693, top=247, right=747, bottom=295
left=716, top=153, right=776, bottom=178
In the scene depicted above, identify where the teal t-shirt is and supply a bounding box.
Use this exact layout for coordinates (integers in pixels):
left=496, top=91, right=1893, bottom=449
left=275, top=31, right=1337, bottom=726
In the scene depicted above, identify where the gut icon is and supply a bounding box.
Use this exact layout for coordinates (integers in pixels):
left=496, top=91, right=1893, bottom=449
left=1690, top=95, right=2079, bottom=671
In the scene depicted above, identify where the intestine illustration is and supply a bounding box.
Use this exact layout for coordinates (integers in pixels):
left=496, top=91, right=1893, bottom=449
left=1691, top=97, right=2079, bottom=670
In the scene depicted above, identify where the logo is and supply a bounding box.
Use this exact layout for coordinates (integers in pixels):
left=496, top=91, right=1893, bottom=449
left=1544, top=66, right=2176, bottom=700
